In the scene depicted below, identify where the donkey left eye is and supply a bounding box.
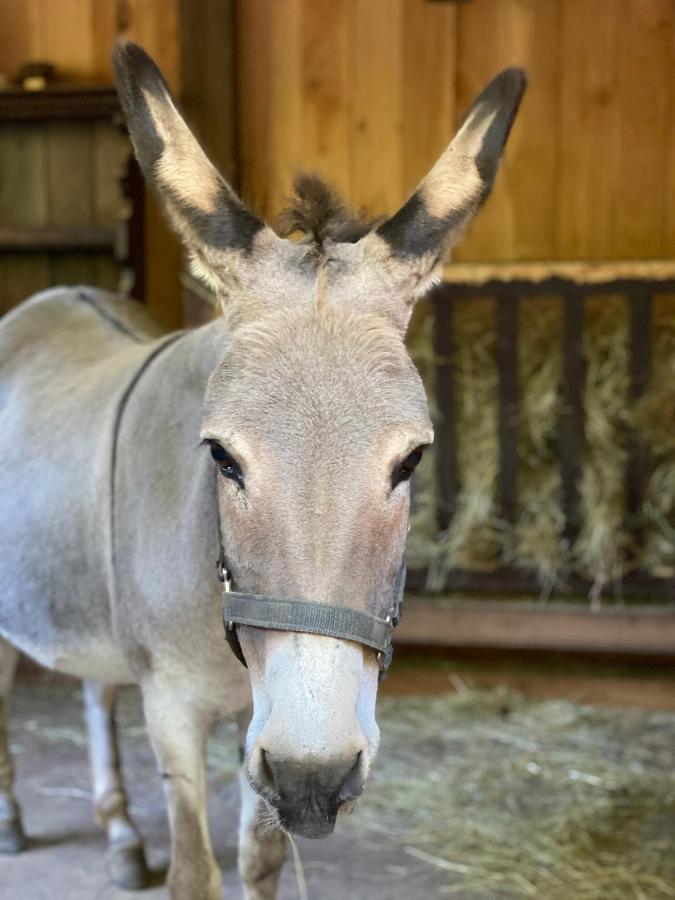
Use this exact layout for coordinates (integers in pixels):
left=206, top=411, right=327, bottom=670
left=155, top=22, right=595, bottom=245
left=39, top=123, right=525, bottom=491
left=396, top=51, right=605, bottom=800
left=204, top=440, right=244, bottom=488
left=391, top=446, right=425, bottom=490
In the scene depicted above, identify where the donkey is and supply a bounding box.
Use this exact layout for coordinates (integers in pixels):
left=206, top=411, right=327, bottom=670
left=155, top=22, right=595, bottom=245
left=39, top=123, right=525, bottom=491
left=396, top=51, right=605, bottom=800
left=0, top=43, right=524, bottom=899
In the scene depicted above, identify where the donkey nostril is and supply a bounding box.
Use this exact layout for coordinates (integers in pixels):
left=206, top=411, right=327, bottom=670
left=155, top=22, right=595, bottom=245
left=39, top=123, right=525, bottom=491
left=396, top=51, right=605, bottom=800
left=259, top=749, right=276, bottom=791
left=337, top=751, right=365, bottom=804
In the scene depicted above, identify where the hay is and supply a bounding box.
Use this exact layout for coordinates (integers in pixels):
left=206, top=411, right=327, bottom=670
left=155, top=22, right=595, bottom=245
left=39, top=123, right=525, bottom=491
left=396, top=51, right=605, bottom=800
left=407, top=291, right=675, bottom=593
left=357, top=689, right=675, bottom=899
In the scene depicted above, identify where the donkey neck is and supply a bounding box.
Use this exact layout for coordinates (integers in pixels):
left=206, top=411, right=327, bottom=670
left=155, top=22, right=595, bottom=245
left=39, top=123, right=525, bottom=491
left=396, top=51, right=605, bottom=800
left=111, top=316, right=231, bottom=625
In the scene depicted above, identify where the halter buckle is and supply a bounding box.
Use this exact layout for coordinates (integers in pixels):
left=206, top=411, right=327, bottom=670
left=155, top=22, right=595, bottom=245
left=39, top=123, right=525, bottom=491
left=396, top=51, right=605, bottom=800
left=217, top=556, right=233, bottom=592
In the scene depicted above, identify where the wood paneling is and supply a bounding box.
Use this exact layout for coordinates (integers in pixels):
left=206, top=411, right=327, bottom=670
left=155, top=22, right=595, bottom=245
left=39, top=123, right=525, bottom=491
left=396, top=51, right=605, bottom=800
left=612, top=0, right=673, bottom=259
left=236, top=0, right=675, bottom=262
left=350, top=0, right=404, bottom=217
left=454, top=0, right=560, bottom=261
left=400, top=0, right=457, bottom=203
left=237, top=0, right=459, bottom=223
left=0, top=124, right=50, bottom=312
left=0, top=0, right=185, bottom=325
left=558, top=0, right=619, bottom=258
left=301, top=0, right=351, bottom=203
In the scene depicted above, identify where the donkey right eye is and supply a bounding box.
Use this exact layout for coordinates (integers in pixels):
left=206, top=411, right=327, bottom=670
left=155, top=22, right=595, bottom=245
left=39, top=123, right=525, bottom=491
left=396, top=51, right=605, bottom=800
left=205, top=440, right=244, bottom=489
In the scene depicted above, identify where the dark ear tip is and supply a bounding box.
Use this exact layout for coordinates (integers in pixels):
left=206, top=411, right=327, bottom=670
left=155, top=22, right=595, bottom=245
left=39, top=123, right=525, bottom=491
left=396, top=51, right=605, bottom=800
left=113, top=39, right=143, bottom=69
left=494, top=67, right=528, bottom=103
left=113, top=40, right=167, bottom=91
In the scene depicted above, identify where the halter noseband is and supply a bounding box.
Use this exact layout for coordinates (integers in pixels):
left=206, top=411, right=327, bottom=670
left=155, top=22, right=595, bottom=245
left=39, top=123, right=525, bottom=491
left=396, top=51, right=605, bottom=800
left=217, top=543, right=405, bottom=677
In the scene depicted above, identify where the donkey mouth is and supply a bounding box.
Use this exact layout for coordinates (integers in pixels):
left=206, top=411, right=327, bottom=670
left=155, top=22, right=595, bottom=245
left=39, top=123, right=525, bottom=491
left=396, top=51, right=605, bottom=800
left=278, top=806, right=339, bottom=840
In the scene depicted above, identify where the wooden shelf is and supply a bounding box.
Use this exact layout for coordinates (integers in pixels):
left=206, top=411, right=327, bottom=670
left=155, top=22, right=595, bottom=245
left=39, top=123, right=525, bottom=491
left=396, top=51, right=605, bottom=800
left=396, top=597, right=675, bottom=657
left=0, top=225, right=118, bottom=253
left=0, top=85, right=120, bottom=122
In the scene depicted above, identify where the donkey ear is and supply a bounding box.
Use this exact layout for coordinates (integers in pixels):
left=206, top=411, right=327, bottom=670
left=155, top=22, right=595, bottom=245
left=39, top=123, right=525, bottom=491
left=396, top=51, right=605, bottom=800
left=114, top=42, right=264, bottom=285
left=376, top=68, right=526, bottom=285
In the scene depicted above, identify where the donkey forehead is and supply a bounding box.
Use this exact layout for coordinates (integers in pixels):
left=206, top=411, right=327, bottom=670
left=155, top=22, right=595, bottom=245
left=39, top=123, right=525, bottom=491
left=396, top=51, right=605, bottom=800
left=202, top=308, right=431, bottom=446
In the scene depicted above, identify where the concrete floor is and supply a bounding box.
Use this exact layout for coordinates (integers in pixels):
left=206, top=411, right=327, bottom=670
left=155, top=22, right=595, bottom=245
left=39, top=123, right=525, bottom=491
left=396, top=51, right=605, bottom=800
left=0, top=682, right=446, bottom=900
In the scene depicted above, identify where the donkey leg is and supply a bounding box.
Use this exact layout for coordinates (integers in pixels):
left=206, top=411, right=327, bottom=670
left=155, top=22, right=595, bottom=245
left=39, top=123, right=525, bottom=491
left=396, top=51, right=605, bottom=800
left=238, top=773, right=287, bottom=900
left=0, top=638, right=24, bottom=854
left=83, top=680, right=149, bottom=890
left=143, top=684, right=221, bottom=900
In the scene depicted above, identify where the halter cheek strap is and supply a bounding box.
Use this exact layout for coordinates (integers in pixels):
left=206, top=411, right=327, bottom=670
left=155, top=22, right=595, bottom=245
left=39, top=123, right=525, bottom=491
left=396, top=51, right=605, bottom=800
left=217, top=546, right=405, bottom=677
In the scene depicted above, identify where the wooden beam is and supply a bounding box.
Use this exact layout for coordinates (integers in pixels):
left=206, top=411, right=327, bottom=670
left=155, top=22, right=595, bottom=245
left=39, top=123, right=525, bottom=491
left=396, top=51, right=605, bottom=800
left=0, top=225, right=117, bottom=252
left=560, top=289, right=585, bottom=543
left=625, top=290, right=652, bottom=546
left=432, top=284, right=458, bottom=531
left=0, top=87, right=120, bottom=122
left=496, top=292, right=519, bottom=525
left=396, top=597, right=675, bottom=657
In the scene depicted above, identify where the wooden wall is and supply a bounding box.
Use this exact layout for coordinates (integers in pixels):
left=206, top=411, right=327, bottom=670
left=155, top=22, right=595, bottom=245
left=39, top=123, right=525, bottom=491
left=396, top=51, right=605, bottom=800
left=1, top=0, right=672, bottom=325
left=0, top=119, right=129, bottom=315
left=236, top=0, right=675, bottom=263
left=0, top=0, right=184, bottom=326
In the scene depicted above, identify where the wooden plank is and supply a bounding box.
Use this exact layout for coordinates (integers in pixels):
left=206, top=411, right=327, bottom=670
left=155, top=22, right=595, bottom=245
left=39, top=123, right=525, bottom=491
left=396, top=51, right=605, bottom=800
left=235, top=0, right=274, bottom=214
left=93, top=123, right=128, bottom=225
left=432, top=284, right=458, bottom=531
left=440, top=275, right=675, bottom=299
left=236, top=0, right=302, bottom=220
left=400, top=0, right=457, bottom=200
left=37, top=0, right=95, bottom=82
left=350, top=0, right=404, bottom=217
left=0, top=0, right=35, bottom=82
left=122, top=155, right=145, bottom=300
left=46, top=122, right=94, bottom=226
left=124, top=0, right=181, bottom=93
left=406, top=566, right=675, bottom=602
left=0, top=124, right=48, bottom=226
left=1, top=254, right=52, bottom=311
left=92, top=122, right=128, bottom=291
left=124, top=0, right=182, bottom=322
left=298, top=0, right=351, bottom=203
left=441, top=259, right=675, bottom=288
left=560, top=289, right=585, bottom=543
left=625, top=290, right=653, bottom=544
left=381, top=652, right=675, bottom=711
left=0, top=87, right=120, bottom=123
left=454, top=0, right=559, bottom=261
left=557, top=0, right=618, bottom=258
left=51, top=253, right=95, bottom=287
left=0, top=225, right=116, bottom=251
left=180, top=0, right=237, bottom=183
left=496, top=293, right=519, bottom=525
left=0, top=123, right=50, bottom=312
left=665, top=7, right=675, bottom=259
left=93, top=256, right=121, bottom=292
left=396, top=597, right=675, bottom=657
left=612, top=0, right=674, bottom=258
left=45, top=118, right=99, bottom=290
left=91, top=0, right=119, bottom=84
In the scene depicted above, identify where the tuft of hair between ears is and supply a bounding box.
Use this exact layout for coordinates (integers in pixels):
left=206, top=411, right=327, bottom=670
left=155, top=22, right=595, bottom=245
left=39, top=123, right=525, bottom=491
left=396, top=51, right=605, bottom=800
left=276, top=174, right=375, bottom=250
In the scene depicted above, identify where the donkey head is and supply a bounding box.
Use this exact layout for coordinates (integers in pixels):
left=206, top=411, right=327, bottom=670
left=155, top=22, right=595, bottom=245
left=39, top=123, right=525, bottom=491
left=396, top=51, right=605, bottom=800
left=115, top=43, right=525, bottom=839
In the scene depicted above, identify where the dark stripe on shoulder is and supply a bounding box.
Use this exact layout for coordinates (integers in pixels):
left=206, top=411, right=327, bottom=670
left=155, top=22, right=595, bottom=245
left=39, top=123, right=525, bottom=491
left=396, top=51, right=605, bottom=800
left=76, top=291, right=145, bottom=343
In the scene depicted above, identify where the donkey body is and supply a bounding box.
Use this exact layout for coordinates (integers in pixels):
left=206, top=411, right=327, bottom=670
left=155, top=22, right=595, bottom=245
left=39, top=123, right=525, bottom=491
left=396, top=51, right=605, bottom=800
left=0, top=43, right=524, bottom=899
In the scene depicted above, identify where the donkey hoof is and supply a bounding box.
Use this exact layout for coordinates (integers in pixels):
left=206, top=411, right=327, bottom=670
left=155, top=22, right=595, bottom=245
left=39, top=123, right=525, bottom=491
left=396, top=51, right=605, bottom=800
left=107, top=842, right=150, bottom=891
left=0, top=817, right=26, bottom=854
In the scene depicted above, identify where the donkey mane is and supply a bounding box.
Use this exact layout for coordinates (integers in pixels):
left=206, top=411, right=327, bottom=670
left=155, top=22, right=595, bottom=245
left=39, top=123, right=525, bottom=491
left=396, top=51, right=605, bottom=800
left=275, top=173, right=375, bottom=249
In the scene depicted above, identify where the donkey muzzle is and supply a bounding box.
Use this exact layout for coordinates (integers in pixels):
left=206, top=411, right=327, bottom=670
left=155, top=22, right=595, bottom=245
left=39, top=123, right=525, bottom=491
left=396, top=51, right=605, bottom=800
left=254, top=750, right=364, bottom=839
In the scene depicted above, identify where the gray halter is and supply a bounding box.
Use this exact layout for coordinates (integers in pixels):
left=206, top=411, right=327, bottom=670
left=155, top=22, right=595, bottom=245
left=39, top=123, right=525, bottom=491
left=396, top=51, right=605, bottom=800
left=217, top=541, right=406, bottom=677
